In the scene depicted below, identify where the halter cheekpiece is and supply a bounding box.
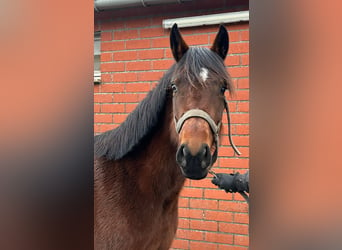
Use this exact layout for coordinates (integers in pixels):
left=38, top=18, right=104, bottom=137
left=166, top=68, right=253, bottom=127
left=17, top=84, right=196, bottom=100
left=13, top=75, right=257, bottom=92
left=173, top=97, right=241, bottom=167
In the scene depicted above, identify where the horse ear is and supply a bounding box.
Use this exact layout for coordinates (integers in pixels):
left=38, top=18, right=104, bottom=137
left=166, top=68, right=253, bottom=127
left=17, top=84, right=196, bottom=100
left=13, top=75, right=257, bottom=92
left=170, top=23, right=189, bottom=62
left=211, top=25, right=229, bottom=60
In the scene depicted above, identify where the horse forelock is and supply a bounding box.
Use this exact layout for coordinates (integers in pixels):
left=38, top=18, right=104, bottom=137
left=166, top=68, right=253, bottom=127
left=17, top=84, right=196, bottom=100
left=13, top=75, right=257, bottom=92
left=173, top=47, right=233, bottom=93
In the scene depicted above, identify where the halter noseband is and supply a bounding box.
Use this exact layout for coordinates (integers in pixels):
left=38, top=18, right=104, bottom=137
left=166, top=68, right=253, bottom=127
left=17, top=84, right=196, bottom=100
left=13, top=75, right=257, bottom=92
left=174, top=109, right=220, bottom=166
left=174, top=97, right=241, bottom=167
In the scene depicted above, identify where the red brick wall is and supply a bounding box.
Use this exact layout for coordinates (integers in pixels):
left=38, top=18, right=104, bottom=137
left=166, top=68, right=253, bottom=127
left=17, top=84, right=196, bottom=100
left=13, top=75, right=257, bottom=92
left=95, top=2, right=249, bottom=249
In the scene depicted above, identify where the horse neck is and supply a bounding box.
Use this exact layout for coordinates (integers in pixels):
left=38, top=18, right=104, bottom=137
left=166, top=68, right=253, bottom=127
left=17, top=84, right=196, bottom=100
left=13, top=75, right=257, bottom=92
left=126, top=98, right=185, bottom=197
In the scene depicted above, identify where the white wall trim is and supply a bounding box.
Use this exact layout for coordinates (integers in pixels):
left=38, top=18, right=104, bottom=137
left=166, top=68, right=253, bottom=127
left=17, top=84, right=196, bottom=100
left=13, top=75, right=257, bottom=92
left=163, top=11, right=249, bottom=29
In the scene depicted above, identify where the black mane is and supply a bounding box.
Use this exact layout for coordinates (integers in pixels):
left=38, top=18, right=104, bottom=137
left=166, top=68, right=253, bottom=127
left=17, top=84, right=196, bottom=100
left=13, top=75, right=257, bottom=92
left=94, top=47, right=232, bottom=161
left=94, top=66, right=174, bottom=160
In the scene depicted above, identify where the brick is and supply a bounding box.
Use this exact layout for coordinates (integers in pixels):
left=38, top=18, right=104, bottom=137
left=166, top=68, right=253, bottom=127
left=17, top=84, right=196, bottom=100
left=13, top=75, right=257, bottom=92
left=234, top=90, right=249, bottom=101
left=241, top=54, right=249, bottom=65
left=101, top=53, right=112, bottom=62
left=190, top=219, right=218, bottom=232
left=99, top=124, right=117, bottom=132
left=152, top=37, right=169, bottom=48
left=226, top=23, right=249, bottom=31
left=237, top=102, right=249, bottom=112
left=113, top=93, right=139, bottom=103
left=229, top=67, right=249, bottom=77
left=176, top=229, right=204, bottom=241
left=178, top=218, right=190, bottom=229
left=189, top=199, right=218, bottom=210
left=137, top=93, right=147, bottom=101
left=113, top=114, right=127, bottom=123
left=94, top=124, right=101, bottom=134
left=114, top=29, right=139, bottom=40
left=94, top=94, right=112, bottom=103
left=140, top=27, right=166, bottom=38
left=218, top=201, right=249, bottom=213
left=217, top=147, right=235, bottom=157
left=113, top=51, right=137, bottom=61
left=152, top=60, right=174, bottom=70
left=205, top=232, right=233, bottom=244
left=101, top=104, right=125, bottom=113
left=234, top=213, right=249, bottom=224
left=218, top=245, right=248, bottom=250
left=165, top=49, right=173, bottom=59
left=101, top=41, right=125, bottom=51
left=125, top=83, right=151, bottom=92
left=189, top=179, right=214, bottom=189
left=101, top=84, right=125, bottom=93
left=184, top=179, right=191, bottom=187
left=189, top=241, right=217, bottom=250
left=138, top=71, right=164, bottom=81
left=180, top=187, right=203, bottom=198
left=219, top=222, right=249, bottom=235
left=113, top=72, right=137, bottom=82
left=101, top=62, right=125, bottom=72
left=203, top=188, right=233, bottom=200
left=234, top=192, right=248, bottom=202
left=240, top=30, right=249, bottom=41
left=179, top=208, right=203, bottom=219
left=230, top=113, right=249, bottom=124
left=235, top=125, right=249, bottom=135
left=236, top=147, right=249, bottom=157
left=204, top=210, right=233, bottom=223
left=229, top=136, right=249, bottom=147
left=101, top=20, right=125, bottom=31
left=94, top=114, right=112, bottom=123
left=229, top=42, right=249, bottom=54
left=225, top=55, right=240, bottom=66
left=94, top=84, right=100, bottom=93
left=151, top=16, right=165, bottom=26
left=184, top=34, right=208, bottom=46
left=94, top=104, right=100, bottom=113
left=237, top=78, right=249, bottom=89
left=126, top=39, right=150, bottom=49
left=219, top=158, right=249, bottom=169
left=125, top=103, right=138, bottom=113
left=234, top=235, right=249, bottom=246
left=126, top=61, right=151, bottom=71
left=178, top=197, right=189, bottom=207
left=170, top=238, right=189, bottom=249
left=138, top=49, right=165, bottom=60
left=125, top=18, right=151, bottom=29
left=101, top=31, right=112, bottom=41
left=101, top=74, right=112, bottom=83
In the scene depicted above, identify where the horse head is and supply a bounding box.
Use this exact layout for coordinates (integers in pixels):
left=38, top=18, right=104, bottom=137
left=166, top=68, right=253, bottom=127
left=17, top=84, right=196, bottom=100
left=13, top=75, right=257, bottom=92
left=169, top=24, right=233, bottom=180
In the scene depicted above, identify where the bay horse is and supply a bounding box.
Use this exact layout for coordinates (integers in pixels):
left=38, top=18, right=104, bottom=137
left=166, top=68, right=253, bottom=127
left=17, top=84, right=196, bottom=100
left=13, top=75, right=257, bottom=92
left=95, top=23, right=237, bottom=249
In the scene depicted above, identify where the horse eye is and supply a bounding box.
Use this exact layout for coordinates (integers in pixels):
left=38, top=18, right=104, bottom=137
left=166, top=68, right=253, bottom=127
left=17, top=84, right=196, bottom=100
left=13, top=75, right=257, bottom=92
left=171, top=84, right=178, bottom=93
left=220, top=86, right=227, bottom=94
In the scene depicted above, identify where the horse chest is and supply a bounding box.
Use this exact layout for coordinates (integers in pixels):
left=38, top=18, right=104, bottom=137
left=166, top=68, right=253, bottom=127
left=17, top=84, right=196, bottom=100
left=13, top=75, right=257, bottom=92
left=95, top=159, right=184, bottom=250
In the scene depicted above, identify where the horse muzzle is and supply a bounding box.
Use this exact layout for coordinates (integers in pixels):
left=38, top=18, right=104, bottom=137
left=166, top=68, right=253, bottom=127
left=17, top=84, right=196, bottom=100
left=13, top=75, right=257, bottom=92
left=176, top=143, right=212, bottom=180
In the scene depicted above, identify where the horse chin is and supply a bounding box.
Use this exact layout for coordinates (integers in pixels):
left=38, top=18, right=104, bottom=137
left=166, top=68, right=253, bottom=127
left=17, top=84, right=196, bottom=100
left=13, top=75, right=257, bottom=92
left=178, top=165, right=209, bottom=180
left=183, top=171, right=208, bottom=180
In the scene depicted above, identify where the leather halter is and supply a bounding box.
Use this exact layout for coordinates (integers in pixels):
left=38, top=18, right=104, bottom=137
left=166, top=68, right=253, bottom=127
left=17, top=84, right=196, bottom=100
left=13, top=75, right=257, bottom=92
left=174, top=97, right=241, bottom=167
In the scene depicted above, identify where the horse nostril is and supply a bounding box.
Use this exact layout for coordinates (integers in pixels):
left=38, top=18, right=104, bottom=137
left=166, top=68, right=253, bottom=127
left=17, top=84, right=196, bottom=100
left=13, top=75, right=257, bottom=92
left=176, top=144, right=186, bottom=166
left=181, top=159, right=187, bottom=167
left=183, top=147, right=188, bottom=156
left=201, top=147, right=206, bottom=157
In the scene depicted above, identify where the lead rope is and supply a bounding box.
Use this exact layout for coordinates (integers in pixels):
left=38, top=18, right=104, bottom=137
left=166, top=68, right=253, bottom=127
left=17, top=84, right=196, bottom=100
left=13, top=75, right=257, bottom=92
left=224, top=98, right=241, bottom=156
left=209, top=98, right=249, bottom=203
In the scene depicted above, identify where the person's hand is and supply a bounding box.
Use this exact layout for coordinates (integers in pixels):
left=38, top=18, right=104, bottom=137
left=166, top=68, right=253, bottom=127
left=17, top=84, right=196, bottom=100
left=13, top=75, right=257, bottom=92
left=211, top=173, right=237, bottom=193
